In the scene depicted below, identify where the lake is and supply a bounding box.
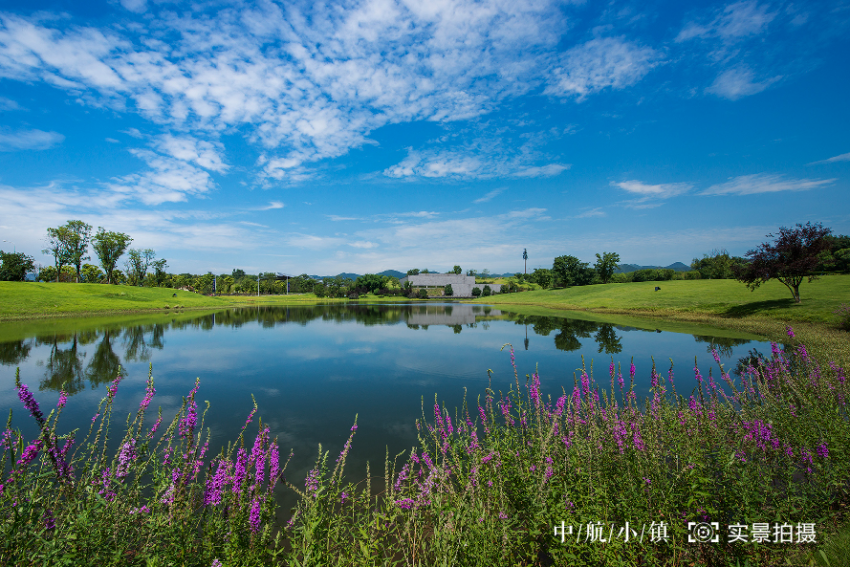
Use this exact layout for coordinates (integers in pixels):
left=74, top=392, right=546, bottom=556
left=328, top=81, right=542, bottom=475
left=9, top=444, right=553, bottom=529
left=1, top=303, right=773, bottom=502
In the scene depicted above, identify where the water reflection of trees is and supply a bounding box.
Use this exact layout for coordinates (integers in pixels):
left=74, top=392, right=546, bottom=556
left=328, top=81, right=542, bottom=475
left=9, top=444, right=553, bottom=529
left=0, top=340, right=31, bottom=365
left=693, top=335, right=752, bottom=360
left=507, top=314, right=623, bottom=354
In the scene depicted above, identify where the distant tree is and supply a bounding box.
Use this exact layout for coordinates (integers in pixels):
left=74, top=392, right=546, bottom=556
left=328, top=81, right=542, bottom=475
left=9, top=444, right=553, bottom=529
left=472, top=287, right=482, bottom=297
left=466, top=269, right=477, bottom=277
left=92, top=228, right=133, bottom=284
left=421, top=269, right=430, bottom=274
left=444, top=284, right=453, bottom=296
left=482, top=285, right=492, bottom=297
left=81, top=263, right=104, bottom=284
left=691, top=249, right=745, bottom=279
left=151, top=258, right=168, bottom=286
left=552, top=255, right=593, bottom=287
left=355, top=274, right=387, bottom=294
left=43, top=225, right=72, bottom=282
left=733, top=222, right=832, bottom=303
left=232, top=268, right=246, bottom=279
left=531, top=268, right=552, bottom=288
left=523, top=248, right=528, bottom=274
left=0, top=251, right=35, bottom=281
left=481, top=269, right=490, bottom=278
left=63, top=220, right=93, bottom=283
left=594, top=251, right=620, bottom=284
left=125, top=249, right=156, bottom=285
left=452, top=265, right=462, bottom=275
left=407, top=268, right=420, bottom=275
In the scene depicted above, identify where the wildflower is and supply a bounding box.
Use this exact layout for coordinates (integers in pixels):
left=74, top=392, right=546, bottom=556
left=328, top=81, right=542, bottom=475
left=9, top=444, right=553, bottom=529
left=17, top=384, right=45, bottom=427
left=139, top=382, right=156, bottom=411
left=43, top=509, right=56, bottom=530
left=499, top=511, right=508, bottom=520
left=268, top=441, right=280, bottom=489
left=305, top=469, right=320, bottom=495
left=477, top=405, right=487, bottom=426
left=211, top=560, right=223, bottom=567
left=394, top=464, right=410, bottom=491
left=816, top=443, right=829, bottom=459
left=107, top=377, right=120, bottom=398
left=249, top=498, right=262, bottom=533
left=57, top=391, right=67, bottom=409
left=204, top=460, right=229, bottom=506
left=394, top=498, right=414, bottom=510
left=786, top=326, right=795, bottom=339
left=179, top=400, right=198, bottom=438
left=232, top=449, right=248, bottom=494
left=643, top=477, right=651, bottom=485
left=340, top=492, right=349, bottom=503
left=116, top=439, right=137, bottom=478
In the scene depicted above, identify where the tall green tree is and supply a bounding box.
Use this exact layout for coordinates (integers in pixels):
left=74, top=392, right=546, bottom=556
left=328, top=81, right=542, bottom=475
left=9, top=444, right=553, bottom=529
left=92, top=228, right=133, bottom=285
left=64, top=220, right=92, bottom=283
left=125, top=248, right=156, bottom=285
left=0, top=251, right=35, bottom=281
left=43, top=225, right=72, bottom=282
left=552, top=255, right=593, bottom=287
left=452, top=265, right=462, bottom=274
left=594, top=251, right=620, bottom=284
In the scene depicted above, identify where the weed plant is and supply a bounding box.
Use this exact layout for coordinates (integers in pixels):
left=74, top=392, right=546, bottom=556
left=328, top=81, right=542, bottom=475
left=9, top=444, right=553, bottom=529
left=1, top=327, right=848, bottom=566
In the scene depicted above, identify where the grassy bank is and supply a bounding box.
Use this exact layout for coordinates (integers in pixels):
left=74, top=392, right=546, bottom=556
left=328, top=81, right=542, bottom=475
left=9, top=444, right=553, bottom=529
left=473, top=276, right=850, bottom=368
left=3, top=337, right=848, bottom=566
left=0, top=282, right=345, bottom=321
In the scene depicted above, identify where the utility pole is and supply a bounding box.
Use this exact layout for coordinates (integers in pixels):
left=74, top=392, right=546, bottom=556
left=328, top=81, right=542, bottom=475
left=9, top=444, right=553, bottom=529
left=523, top=248, right=528, bottom=275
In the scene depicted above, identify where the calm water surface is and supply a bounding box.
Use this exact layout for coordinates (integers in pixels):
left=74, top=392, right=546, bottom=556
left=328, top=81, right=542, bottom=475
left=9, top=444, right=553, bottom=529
left=1, top=304, right=772, bottom=495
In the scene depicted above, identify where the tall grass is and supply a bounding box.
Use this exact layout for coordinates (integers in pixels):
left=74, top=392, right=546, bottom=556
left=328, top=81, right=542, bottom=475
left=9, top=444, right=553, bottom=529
left=2, top=326, right=848, bottom=566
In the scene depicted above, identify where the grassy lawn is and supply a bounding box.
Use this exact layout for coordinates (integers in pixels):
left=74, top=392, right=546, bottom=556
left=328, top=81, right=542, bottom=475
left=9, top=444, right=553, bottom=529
left=0, top=282, right=344, bottom=321
left=472, top=275, right=850, bottom=366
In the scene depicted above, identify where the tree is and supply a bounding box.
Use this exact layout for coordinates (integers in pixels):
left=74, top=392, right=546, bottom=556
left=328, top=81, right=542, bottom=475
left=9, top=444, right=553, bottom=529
left=406, top=268, right=420, bottom=275
left=471, top=287, right=482, bottom=297
left=452, top=265, right=462, bottom=275
left=64, top=220, right=92, bottom=283
left=0, top=251, right=35, bottom=281
left=92, top=228, right=133, bottom=284
left=552, top=255, right=593, bottom=287
left=355, top=274, right=388, bottom=294
left=482, top=285, right=492, bottom=297
left=531, top=268, right=552, bottom=288
left=81, top=263, right=104, bottom=283
left=523, top=248, right=528, bottom=275
left=733, top=222, right=832, bottom=303
left=43, top=225, right=72, bottom=282
left=125, top=248, right=156, bottom=285
left=444, top=284, right=453, bottom=296
left=594, top=251, right=620, bottom=284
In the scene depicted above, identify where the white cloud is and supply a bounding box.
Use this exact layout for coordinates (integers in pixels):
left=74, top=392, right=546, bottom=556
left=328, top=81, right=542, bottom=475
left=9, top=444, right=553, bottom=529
left=473, top=188, right=505, bottom=203
left=706, top=66, right=781, bottom=100
left=0, top=128, right=64, bottom=151
left=811, top=152, right=850, bottom=164
left=120, top=0, right=147, bottom=14
left=260, top=201, right=284, bottom=210
left=348, top=241, right=378, bottom=249
left=154, top=135, right=229, bottom=173
left=701, top=173, right=836, bottom=195
left=545, top=37, right=661, bottom=100
left=0, top=96, right=21, bottom=110
left=572, top=207, right=606, bottom=218
left=612, top=180, right=692, bottom=207
left=676, top=1, right=776, bottom=43
left=106, top=149, right=216, bottom=205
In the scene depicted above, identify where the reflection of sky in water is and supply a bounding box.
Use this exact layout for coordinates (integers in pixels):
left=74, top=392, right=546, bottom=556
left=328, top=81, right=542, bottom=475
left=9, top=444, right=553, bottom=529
left=0, top=305, right=772, bottom=509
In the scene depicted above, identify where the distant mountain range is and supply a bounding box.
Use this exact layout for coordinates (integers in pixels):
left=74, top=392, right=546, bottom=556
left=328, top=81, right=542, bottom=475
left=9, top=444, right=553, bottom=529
left=307, top=264, right=691, bottom=280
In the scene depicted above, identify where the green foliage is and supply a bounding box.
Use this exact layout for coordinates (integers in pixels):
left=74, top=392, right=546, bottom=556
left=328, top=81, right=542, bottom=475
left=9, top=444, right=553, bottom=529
left=81, top=263, right=104, bottom=284
left=43, top=225, right=72, bottom=281
left=92, top=229, right=133, bottom=285
left=594, top=251, right=620, bottom=284
left=0, top=251, right=35, bottom=281
left=631, top=268, right=675, bottom=282
left=690, top=249, right=746, bottom=280
left=552, top=255, right=593, bottom=287
left=417, top=288, right=428, bottom=299
left=64, top=220, right=93, bottom=283
left=444, top=284, right=453, bottom=296
left=354, top=274, right=387, bottom=293
left=482, top=285, right=491, bottom=297
left=452, top=265, right=462, bottom=275
left=406, top=268, right=420, bottom=275
left=530, top=268, right=552, bottom=288
left=472, top=287, right=482, bottom=297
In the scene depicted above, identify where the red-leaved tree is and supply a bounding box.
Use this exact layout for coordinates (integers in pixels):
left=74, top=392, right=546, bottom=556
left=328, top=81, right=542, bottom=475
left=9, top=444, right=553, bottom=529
left=734, top=222, right=832, bottom=303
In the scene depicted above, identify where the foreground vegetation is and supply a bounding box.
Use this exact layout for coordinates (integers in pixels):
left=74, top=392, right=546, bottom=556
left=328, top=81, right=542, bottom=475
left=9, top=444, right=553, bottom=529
left=2, top=332, right=849, bottom=566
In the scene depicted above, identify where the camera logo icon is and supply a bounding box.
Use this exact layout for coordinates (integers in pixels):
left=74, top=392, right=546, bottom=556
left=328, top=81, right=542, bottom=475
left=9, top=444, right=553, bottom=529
left=688, top=522, right=720, bottom=543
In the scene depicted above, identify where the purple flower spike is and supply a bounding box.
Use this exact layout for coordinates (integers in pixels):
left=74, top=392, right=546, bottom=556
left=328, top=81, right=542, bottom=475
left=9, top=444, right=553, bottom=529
left=249, top=497, right=262, bottom=533
left=786, top=326, right=795, bottom=338
left=17, top=384, right=45, bottom=427
left=57, top=391, right=67, bottom=410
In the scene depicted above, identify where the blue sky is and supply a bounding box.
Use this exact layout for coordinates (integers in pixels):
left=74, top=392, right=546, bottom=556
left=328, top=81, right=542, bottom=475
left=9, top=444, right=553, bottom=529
left=0, top=0, right=848, bottom=276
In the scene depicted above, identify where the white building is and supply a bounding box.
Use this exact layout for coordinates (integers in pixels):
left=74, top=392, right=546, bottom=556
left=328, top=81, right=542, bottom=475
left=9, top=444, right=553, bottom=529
left=398, top=273, right=502, bottom=298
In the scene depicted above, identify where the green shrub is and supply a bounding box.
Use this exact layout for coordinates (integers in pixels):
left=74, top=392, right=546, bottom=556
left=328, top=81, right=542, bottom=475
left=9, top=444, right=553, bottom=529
left=444, top=284, right=453, bottom=296
left=472, top=287, right=482, bottom=297
left=418, top=288, right=428, bottom=299
left=482, top=285, right=491, bottom=297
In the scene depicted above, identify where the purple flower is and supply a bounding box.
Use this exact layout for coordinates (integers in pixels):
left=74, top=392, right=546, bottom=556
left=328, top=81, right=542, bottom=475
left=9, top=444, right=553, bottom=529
left=204, top=460, right=230, bottom=506
left=179, top=400, right=198, bottom=438
left=786, top=326, right=795, bottom=339
left=232, top=449, right=248, bottom=494
left=43, top=509, right=56, bottom=530
left=817, top=443, right=829, bottom=459
left=305, top=469, right=320, bottom=495
left=211, top=560, right=223, bottom=567
left=395, top=498, right=414, bottom=509
left=139, top=382, right=156, bottom=412
left=498, top=511, right=508, bottom=520
left=116, top=439, right=137, bottom=478
left=340, top=491, right=349, bottom=503
left=249, top=497, right=262, bottom=533
left=17, top=384, right=44, bottom=427
left=268, top=441, right=280, bottom=490
left=395, top=463, right=410, bottom=490
left=107, top=377, right=120, bottom=398
left=57, top=391, right=67, bottom=410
